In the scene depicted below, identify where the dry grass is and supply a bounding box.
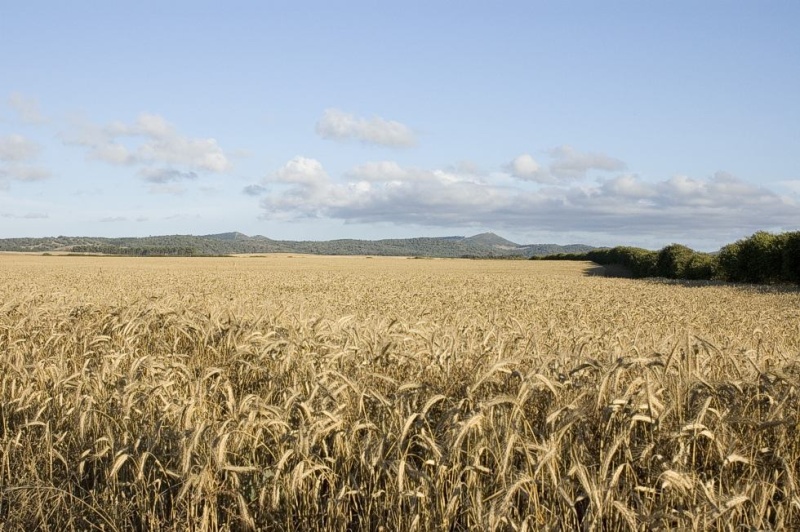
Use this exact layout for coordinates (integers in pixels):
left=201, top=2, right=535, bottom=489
left=1, top=254, right=799, bottom=530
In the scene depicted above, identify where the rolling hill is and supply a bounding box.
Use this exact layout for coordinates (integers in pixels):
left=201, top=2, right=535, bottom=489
left=0, top=232, right=595, bottom=258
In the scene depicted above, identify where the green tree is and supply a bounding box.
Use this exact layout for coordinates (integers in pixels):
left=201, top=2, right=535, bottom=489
left=739, top=231, right=783, bottom=283
left=656, top=244, right=695, bottom=279
left=684, top=253, right=716, bottom=280
left=780, top=231, right=800, bottom=283
left=716, top=241, right=743, bottom=281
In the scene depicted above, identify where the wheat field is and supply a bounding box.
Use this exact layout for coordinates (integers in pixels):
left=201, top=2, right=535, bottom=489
left=1, top=254, right=799, bottom=531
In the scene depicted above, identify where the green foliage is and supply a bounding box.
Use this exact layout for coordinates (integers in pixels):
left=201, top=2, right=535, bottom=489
left=716, top=242, right=743, bottom=281
left=684, top=252, right=717, bottom=280
left=781, top=231, right=800, bottom=283
left=542, top=230, right=800, bottom=285
left=576, top=247, right=657, bottom=277
left=740, top=231, right=783, bottom=283
left=537, top=247, right=659, bottom=277
left=656, top=244, right=695, bottom=279
left=716, top=231, right=794, bottom=284
left=71, top=245, right=197, bottom=256
left=653, top=244, right=716, bottom=280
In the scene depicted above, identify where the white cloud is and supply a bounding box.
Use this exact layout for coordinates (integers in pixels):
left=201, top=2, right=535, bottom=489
left=139, top=136, right=230, bottom=172
left=316, top=108, right=416, bottom=147
left=256, top=159, right=799, bottom=240
left=134, top=113, right=173, bottom=137
left=661, top=174, right=704, bottom=199
left=506, top=154, right=552, bottom=183
left=600, top=174, right=657, bottom=199
left=0, top=134, right=41, bottom=162
left=241, top=157, right=329, bottom=197
left=0, top=134, right=51, bottom=182
left=548, top=145, right=626, bottom=179
left=64, top=113, right=232, bottom=173
left=8, top=93, right=46, bottom=124
left=269, top=156, right=330, bottom=188
left=345, top=161, right=440, bottom=183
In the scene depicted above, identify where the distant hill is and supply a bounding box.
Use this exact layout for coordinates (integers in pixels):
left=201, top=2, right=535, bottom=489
left=204, top=231, right=253, bottom=241
left=0, top=232, right=595, bottom=258
left=462, top=232, right=520, bottom=249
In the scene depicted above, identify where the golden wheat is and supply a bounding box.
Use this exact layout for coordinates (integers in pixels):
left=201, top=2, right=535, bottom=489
left=0, top=254, right=798, bottom=530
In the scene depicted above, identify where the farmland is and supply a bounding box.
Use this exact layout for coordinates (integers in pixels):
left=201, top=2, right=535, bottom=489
left=1, top=254, right=799, bottom=530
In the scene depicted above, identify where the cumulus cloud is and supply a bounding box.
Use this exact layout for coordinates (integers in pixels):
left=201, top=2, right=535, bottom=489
left=269, top=156, right=330, bottom=187
left=64, top=113, right=232, bottom=174
left=548, top=145, right=626, bottom=179
left=346, top=160, right=454, bottom=184
left=506, top=146, right=626, bottom=183
left=506, top=154, right=552, bottom=183
left=600, top=174, right=657, bottom=199
left=8, top=93, right=46, bottom=124
left=316, top=108, right=416, bottom=147
left=255, top=158, right=798, bottom=240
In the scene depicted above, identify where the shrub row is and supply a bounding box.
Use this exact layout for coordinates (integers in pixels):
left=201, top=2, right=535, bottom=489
left=536, top=230, right=800, bottom=284
left=71, top=245, right=197, bottom=256
left=718, top=231, right=800, bottom=284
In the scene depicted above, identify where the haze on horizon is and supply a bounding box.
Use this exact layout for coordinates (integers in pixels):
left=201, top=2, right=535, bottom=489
left=1, top=1, right=798, bottom=252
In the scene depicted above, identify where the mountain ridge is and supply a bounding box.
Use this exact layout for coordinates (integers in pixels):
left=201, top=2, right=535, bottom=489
left=0, top=231, right=595, bottom=258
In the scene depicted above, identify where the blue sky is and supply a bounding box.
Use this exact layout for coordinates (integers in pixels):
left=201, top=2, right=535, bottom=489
left=1, top=1, right=798, bottom=250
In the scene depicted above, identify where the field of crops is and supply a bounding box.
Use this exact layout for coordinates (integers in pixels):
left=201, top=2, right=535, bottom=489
left=1, top=254, right=799, bottom=530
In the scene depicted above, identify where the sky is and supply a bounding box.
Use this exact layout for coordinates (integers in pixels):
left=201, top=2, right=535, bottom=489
left=1, top=1, right=799, bottom=250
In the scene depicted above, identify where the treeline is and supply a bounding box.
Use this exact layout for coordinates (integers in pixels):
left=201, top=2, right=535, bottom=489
left=0, top=233, right=593, bottom=258
left=537, top=231, right=800, bottom=284
left=71, top=245, right=198, bottom=256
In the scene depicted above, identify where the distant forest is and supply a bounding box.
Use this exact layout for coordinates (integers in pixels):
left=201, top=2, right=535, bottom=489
left=3, top=229, right=797, bottom=285
left=536, top=230, right=800, bottom=285
left=0, top=232, right=593, bottom=259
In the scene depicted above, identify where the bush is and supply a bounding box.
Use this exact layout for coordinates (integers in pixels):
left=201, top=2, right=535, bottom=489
left=716, top=242, right=743, bottom=281
left=781, top=231, right=800, bottom=284
left=584, top=247, right=658, bottom=278
left=738, top=231, right=783, bottom=283
left=716, top=231, right=797, bottom=284
left=684, top=253, right=716, bottom=280
left=656, top=244, right=695, bottom=279
left=539, top=230, right=798, bottom=285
